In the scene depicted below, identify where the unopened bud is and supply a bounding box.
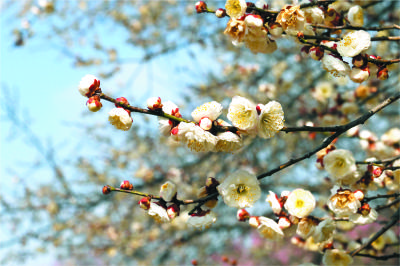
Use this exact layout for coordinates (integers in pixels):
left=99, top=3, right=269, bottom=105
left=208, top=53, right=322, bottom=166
left=115, top=97, right=129, bottom=107
left=359, top=203, right=371, bottom=216
left=309, top=46, right=324, bottom=61
left=160, top=181, right=177, bottom=202
left=199, top=117, right=213, bottom=131
left=195, top=1, right=207, bottom=13
left=350, top=66, right=370, bottom=83
left=102, top=185, right=111, bottom=195
left=373, top=167, right=383, bottom=178
left=256, top=104, right=262, bottom=115
left=138, top=197, right=151, bottom=210
left=352, top=54, right=367, bottom=68
left=237, top=209, right=250, bottom=222
left=147, top=97, right=163, bottom=110
left=78, top=74, right=101, bottom=97
left=249, top=216, right=260, bottom=228
left=120, top=180, right=133, bottom=190
left=377, top=67, right=388, bottom=80
left=215, top=8, right=226, bottom=18
left=353, top=190, right=364, bottom=201
left=86, top=95, right=102, bottom=112
left=268, top=23, right=283, bottom=38
left=191, top=259, right=198, bottom=266
left=278, top=216, right=291, bottom=229
left=167, top=204, right=180, bottom=219
left=205, top=177, right=219, bottom=189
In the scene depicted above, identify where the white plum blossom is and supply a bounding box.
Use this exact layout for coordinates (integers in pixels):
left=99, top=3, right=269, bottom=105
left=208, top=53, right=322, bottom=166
left=191, top=101, right=223, bottom=123
left=108, top=108, right=133, bottom=131
left=348, top=5, right=364, bottom=27
left=224, top=18, right=246, bottom=45
left=78, top=74, right=100, bottom=97
left=243, top=15, right=278, bottom=54
left=349, top=208, right=378, bottom=225
left=249, top=216, right=284, bottom=240
left=225, top=0, right=247, bottom=19
left=303, top=6, right=324, bottom=24
left=296, top=218, right=317, bottom=239
left=158, top=101, right=180, bottom=136
left=173, top=122, right=218, bottom=152
left=198, top=117, right=213, bottom=131
left=322, top=249, right=353, bottom=266
left=323, top=149, right=359, bottom=185
left=313, top=218, right=335, bottom=243
left=328, top=190, right=361, bottom=217
left=284, top=189, right=316, bottom=218
left=257, top=101, right=284, bottom=139
left=337, top=30, right=371, bottom=58
left=350, top=67, right=370, bottom=83
left=276, top=5, right=305, bottom=35
left=227, top=96, right=258, bottom=131
left=160, top=181, right=177, bottom=202
left=217, top=170, right=261, bottom=208
left=187, top=211, right=217, bottom=230
left=313, top=81, right=335, bottom=102
left=148, top=203, right=170, bottom=223
left=215, top=131, right=243, bottom=153
left=322, top=54, right=351, bottom=78
left=266, top=191, right=282, bottom=214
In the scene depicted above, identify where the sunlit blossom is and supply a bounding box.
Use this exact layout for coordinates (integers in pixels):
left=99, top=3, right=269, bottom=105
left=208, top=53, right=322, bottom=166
left=284, top=189, right=316, bottom=218
left=108, top=108, right=132, bottom=131
left=337, top=30, right=371, bottom=58
left=227, top=96, right=258, bottom=131
left=257, top=101, right=284, bottom=139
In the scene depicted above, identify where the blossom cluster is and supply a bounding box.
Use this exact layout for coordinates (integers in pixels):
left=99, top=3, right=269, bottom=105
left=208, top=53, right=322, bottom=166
left=78, top=74, right=285, bottom=153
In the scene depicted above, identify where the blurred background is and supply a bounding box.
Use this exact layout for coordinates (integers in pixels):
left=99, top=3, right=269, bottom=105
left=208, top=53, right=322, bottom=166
left=0, top=0, right=399, bottom=265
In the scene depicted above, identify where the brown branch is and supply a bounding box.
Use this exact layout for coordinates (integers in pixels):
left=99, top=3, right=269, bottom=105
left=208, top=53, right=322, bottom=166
left=300, top=0, right=335, bottom=9
left=350, top=209, right=400, bottom=256
left=302, top=34, right=400, bottom=42
left=364, top=193, right=400, bottom=201
left=354, top=253, right=400, bottom=261
left=376, top=198, right=400, bottom=211
left=356, top=155, right=400, bottom=165
left=311, top=24, right=400, bottom=31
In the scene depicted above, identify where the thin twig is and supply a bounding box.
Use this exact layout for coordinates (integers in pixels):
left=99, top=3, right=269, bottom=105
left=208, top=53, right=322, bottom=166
left=354, top=253, right=400, bottom=260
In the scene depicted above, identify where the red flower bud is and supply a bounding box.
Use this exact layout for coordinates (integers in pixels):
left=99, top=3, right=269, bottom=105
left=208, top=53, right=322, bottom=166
left=195, top=1, right=207, bottom=13
left=102, top=185, right=111, bottom=195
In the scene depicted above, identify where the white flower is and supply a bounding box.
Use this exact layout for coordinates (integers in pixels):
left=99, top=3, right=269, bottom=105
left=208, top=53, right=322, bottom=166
left=328, top=190, right=361, bottom=217
left=350, top=67, right=369, bottom=83
left=313, top=81, right=335, bottom=102
left=181, top=123, right=218, bottom=152
left=199, top=117, right=213, bottom=131
left=224, top=18, right=247, bottom=45
left=108, top=108, right=133, bottom=131
left=78, top=74, right=100, bottom=97
left=303, top=6, right=324, bottom=24
left=147, top=97, right=162, bottom=110
left=276, top=5, right=305, bottom=35
left=297, top=218, right=317, bottom=239
left=227, top=96, right=258, bottom=131
left=215, top=131, right=243, bottom=153
left=160, top=181, right=177, bottom=202
left=284, top=189, right=316, bottom=218
left=158, top=101, right=180, bottom=136
left=249, top=216, right=284, bottom=240
left=217, top=170, right=261, bottom=208
left=313, top=219, right=335, bottom=243
left=148, top=202, right=170, bottom=223
left=381, top=128, right=400, bottom=146
left=225, top=0, right=247, bottom=19
left=323, top=149, right=359, bottom=185
left=191, top=101, right=223, bottom=122
left=266, top=191, right=282, bottom=214
left=337, top=30, right=371, bottom=58
left=245, top=38, right=278, bottom=54
left=348, top=5, right=364, bottom=27
left=349, top=208, right=378, bottom=225
left=257, top=101, right=284, bottom=139
left=158, top=119, right=172, bottom=136
left=187, top=211, right=217, bottom=230
left=322, top=249, right=353, bottom=266
left=322, top=54, right=351, bottom=78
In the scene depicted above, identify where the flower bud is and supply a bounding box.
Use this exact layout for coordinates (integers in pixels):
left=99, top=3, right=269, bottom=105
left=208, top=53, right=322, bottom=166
left=86, top=95, right=102, bottom=112
left=350, top=66, right=369, bottom=83
left=120, top=180, right=133, bottom=190
left=191, top=259, right=198, bottom=266
left=278, top=216, right=291, bottom=229
left=377, top=67, right=388, bottom=80
left=138, top=197, right=151, bottom=210
left=160, top=181, right=177, bottom=202
left=352, top=54, right=367, bottom=68
left=199, top=117, right=213, bottom=131
left=249, top=216, right=260, bottom=228
left=215, top=8, right=226, bottom=18
left=115, top=97, right=129, bottom=107
left=309, top=46, right=324, bottom=61
left=78, top=74, right=100, bottom=97
left=167, top=204, right=180, bottom=219
left=359, top=203, right=371, bottom=216
left=373, top=167, right=383, bottom=177
left=353, top=190, right=364, bottom=201
left=205, top=177, right=219, bottom=189
left=102, top=185, right=111, bottom=195
left=237, top=209, right=250, bottom=222
left=147, top=97, right=163, bottom=110
left=195, top=1, right=207, bottom=13
left=268, top=23, right=283, bottom=38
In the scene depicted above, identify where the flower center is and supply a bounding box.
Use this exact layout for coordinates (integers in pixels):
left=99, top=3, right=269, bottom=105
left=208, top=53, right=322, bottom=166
left=237, top=184, right=247, bottom=194
left=295, top=199, right=304, bottom=208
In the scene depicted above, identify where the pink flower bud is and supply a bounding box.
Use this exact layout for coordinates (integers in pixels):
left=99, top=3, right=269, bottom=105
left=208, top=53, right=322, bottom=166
left=120, top=180, right=133, bottom=190
left=86, top=95, right=102, bottom=112
left=102, top=185, right=111, bottom=195
left=237, top=209, right=250, bottom=222
left=215, top=8, right=226, bottom=18
left=147, top=97, right=163, bottom=110
left=138, top=197, right=151, bottom=210
left=373, top=167, right=383, bottom=177
left=167, top=204, right=180, bottom=219
left=195, top=1, right=207, bottom=13
left=199, top=117, right=212, bottom=131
